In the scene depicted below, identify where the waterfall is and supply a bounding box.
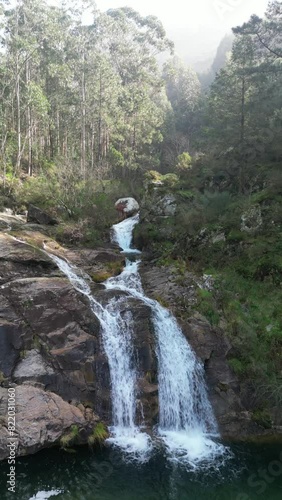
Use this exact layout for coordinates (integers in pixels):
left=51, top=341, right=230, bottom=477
left=112, top=214, right=141, bottom=254
left=42, top=212, right=227, bottom=467
left=46, top=254, right=151, bottom=461
left=108, top=216, right=227, bottom=466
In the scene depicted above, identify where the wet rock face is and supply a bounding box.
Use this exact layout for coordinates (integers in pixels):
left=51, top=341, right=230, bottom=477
left=119, top=297, right=158, bottom=426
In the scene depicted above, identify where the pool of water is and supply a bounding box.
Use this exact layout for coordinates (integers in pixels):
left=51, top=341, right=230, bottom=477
left=0, top=443, right=282, bottom=500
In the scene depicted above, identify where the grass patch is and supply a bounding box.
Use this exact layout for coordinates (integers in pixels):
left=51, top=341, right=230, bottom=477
left=60, top=424, right=80, bottom=450
left=196, top=288, right=220, bottom=326
left=88, top=422, right=109, bottom=448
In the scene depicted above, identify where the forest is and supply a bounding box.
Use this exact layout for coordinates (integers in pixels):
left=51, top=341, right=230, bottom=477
left=0, top=0, right=282, bottom=428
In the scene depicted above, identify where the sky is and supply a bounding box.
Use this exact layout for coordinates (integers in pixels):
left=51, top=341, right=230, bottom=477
left=94, top=0, right=270, bottom=67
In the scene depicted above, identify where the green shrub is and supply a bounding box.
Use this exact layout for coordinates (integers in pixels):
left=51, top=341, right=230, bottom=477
left=88, top=422, right=109, bottom=447
left=228, top=358, right=247, bottom=375
left=251, top=409, right=272, bottom=429
left=175, top=152, right=192, bottom=174
left=162, top=173, right=179, bottom=188
left=196, top=288, right=220, bottom=326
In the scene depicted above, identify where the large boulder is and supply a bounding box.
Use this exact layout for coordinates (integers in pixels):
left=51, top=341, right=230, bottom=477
left=115, top=198, right=139, bottom=219
left=0, top=385, right=99, bottom=460
left=27, top=204, right=58, bottom=225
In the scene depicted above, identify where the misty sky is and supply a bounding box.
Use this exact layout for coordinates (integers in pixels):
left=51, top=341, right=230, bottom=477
left=95, top=0, right=270, bottom=66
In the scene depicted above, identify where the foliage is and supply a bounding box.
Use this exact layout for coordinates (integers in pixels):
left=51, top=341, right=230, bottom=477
left=0, top=0, right=173, bottom=181
left=251, top=409, right=273, bottom=429
left=196, top=289, right=220, bottom=326
left=175, top=152, right=192, bottom=174
left=87, top=422, right=109, bottom=447
left=60, top=425, right=80, bottom=450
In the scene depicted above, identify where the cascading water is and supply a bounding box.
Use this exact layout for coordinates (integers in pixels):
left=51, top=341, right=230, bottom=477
left=13, top=213, right=228, bottom=467
left=108, top=215, right=228, bottom=467
left=112, top=214, right=141, bottom=254
left=40, top=253, right=152, bottom=461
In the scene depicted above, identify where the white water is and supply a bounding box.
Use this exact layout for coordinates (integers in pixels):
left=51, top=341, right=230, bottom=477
left=108, top=216, right=227, bottom=467
left=41, top=213, right=227, bottom=467
left=45, top=254, right=151, bottom=461
left=112, top=214, right=141, bottom=255
left=29, top=490, right=62, bottom=500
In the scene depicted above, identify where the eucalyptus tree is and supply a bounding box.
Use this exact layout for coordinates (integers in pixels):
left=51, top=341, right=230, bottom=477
left=96, top=7, right=173, bottom=176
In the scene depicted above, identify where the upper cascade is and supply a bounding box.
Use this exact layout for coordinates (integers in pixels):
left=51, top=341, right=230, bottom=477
left=112, top=213, right=140, bottom=253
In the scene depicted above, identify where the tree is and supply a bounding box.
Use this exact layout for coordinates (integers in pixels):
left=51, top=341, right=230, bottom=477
left=204, top=1, right=282, bottom=192
left=162, top=56, right=201, bottom=170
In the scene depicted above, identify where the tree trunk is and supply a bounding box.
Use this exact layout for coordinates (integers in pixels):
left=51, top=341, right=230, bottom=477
left=81, top=48, right=86, bottom=178
left=26, top=59, right=33, bottom=176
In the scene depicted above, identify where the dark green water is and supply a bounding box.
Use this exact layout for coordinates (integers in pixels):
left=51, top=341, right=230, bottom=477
left=0, top=444, right=282, bottom=500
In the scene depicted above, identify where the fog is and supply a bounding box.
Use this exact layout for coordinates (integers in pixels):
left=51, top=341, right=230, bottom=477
left=95, top=0, right=269, bottom=68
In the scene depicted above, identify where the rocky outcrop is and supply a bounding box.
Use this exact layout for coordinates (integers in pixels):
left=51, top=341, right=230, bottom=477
left=139, top=263, right=277, bottom=440
left=0, top=233, right=58, bottom=286
left=0, top=227, right=157, bottom=458
left=241, top=205, right=263, bottom=233
left=0, top=385, right=99, bottom=460
left=115, top=198, right=139, bottom=219
left=27, top=204, right=58, bottom=225
left=1, top=276, right=104, bottom=405
left=155, top=194, right=177, bottom=217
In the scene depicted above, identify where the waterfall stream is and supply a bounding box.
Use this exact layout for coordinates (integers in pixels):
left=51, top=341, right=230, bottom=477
left=108, top=215, right=227, bottom=466
left=42, top=214, right=227, bottom=466
left=46, top=254, right=152, bottom=461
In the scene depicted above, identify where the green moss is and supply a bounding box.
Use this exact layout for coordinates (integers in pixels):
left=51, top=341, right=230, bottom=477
left=91, top=271, right=112, bottom=283
left=31, top=335, right=41, bottom=350
left=106, top=260, right=124, bottom=276
left=60, top=424, right=80, bottom=449
left=251, top=409, right=273, bottom=429
left=228, top=358, right=247, bottom=375
left=88, top=422, right=109, bottom=447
